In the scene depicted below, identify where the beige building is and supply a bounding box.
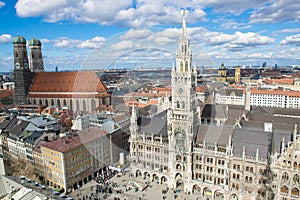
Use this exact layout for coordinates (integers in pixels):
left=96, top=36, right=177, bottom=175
left=40, top=128, right=110, bottom=193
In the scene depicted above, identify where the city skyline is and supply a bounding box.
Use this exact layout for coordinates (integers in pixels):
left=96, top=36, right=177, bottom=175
left=1, top=0, right=300, bottom=72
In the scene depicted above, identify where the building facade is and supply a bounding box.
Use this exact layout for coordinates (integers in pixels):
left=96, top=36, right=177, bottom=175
left=128, top=12, right=300, bottom=200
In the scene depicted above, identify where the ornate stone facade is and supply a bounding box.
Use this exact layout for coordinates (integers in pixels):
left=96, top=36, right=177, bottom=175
left=128, top=11, right=300, bottom=200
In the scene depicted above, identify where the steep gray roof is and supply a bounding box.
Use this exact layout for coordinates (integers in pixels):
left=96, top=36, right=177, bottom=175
left=138, top=110, right=167, bottom=136
left=232, top=127, right=291, bottom=159
left=196, top=124, right=233, bottom=147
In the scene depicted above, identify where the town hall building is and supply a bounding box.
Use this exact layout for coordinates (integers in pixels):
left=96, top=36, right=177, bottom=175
left=128, top=12, right=300, bottom=200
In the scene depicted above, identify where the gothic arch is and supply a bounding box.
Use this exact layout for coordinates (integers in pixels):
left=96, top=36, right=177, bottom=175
left=70, top=99, right=73, bottom=111
left=76, top=99, right=80, bottom=111
left=161, top=176, right=167, bottom=184
left=185, top=61, right=188, bottom=71
left=180, top=61, right=184, bottom=72
left=280, top=185, right=288, bottom=194
left=176, top=164, right=182, bottom=171
left=203, top=187, right=212, bottom=197
left=282, top=172, right=289, bottom=182
left=192, top=184, right=201, bottom=193
left=229, top=194, right=238, bottom=200
left=291, top=187, right=299, bottom=196
left=182, top=101, right=185, bottom=109
left=83, top=99, right=87, bottom=112
left=176, top=101, right=180, bottom=109
left=293, top=174, right=300, bottom=184
left=91, top=99, right=96, bottom=111
left=214, top=190, right=224, bottom=199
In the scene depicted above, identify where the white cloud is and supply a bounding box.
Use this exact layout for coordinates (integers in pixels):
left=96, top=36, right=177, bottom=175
left=14, top=0, right=206, bottom=27
left=111, top=40, right=133, bottom=51
left=0, top=1, right=5, bottom=8
left=193, top=0, right=269, bottom=14
left=250, top=0, right=300, bottom=23
left=0, top=34, right=12, bottom=43
left=221, top=31, right=274, bottom=51
left=53, top=36, right=106, bottom=49
left=280, top=34, right=300, bottom=46
left=220, top=21, right=251, bottom=30
left=121, top=29, right=152, bottom=40
left=277, top=28, right=300, bottom=33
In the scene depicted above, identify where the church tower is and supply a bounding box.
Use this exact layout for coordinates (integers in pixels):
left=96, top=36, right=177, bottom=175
left=167, top=10, right=199, bottom=192
left=29, top=38, right=44, bottom=72
left=13, top=36, right=35, bottom=105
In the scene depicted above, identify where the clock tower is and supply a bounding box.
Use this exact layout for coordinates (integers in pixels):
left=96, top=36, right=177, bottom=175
left=13, top=35, right=35, bottom=105
left=167, top=10, right=200, bottom=192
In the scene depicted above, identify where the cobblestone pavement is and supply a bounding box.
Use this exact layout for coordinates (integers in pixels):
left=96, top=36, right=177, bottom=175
left=68, top=170, right=224, bottom=200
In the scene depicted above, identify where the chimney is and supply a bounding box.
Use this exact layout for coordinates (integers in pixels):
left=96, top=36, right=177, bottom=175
left=264, top=123, right=272, bottom=132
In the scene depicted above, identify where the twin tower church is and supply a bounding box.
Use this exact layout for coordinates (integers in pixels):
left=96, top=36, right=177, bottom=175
left=12, top=35, right=111, bottom=112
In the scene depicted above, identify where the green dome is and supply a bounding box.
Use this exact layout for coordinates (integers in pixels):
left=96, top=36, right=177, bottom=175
left=29, top=38, right=41, bottom=46
left=12, top=35, right=26, bottom=44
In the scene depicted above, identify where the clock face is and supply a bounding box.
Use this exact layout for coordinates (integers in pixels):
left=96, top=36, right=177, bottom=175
left=24, top=63, right=28, bottom=68
left=178, top=87, right=184, bottom=93
left=15, top=63, right=20, bottom=69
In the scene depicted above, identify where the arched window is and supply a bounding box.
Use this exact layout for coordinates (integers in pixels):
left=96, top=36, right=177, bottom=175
left=33, top=99, right=36, bottom=104
left=76, top=99, right=80, bottom=111
left=83, top=99, right=87, bottom=112
left=176, top=101, right=180, bottom=109
left=51, top=99, right=54, bottom=106
left=70, top=99, right=73, bottom=111
left=185, top=61, right=188, bottom=72
left=182, top=101, right=185, bottom=109
left=45, top=99, right=48, bottom=107
left=282, top=172, right=289, bottom=182
left=39, top=99, right=42, bottom=105
left=63, top=99, right=67, bottom=106
left=291, top=188, right=299, bottom=196
left=57, top=99, right=61, bottom=107
left=180, top=61, right=184, bottom=72
left=293, top=174, right=300, bottom=184
left=91, top=99, right=96, bottom=111
left=280, top=186, right=288, bottom=193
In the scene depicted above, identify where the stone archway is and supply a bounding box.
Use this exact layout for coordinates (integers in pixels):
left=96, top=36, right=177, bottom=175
left=192, top=184, right=201, bottom=194
left=203, top=187, right=212, bottom=199
left=161, top=176, right=167, bottom=184
left=229, top=194, right=238, bottom=200
left=175, top=173, right=183, bottom=193
left=135, top=169, right=142, bottom=177
left=152, top=174, right=159, bottom=183
left=214, top=190, right=224, bottom=199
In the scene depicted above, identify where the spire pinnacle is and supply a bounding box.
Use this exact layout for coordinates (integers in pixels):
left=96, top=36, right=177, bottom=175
left=182, top=10, right=187, bottom=36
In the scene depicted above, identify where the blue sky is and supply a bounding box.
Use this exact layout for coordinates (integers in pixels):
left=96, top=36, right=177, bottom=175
left=0, top=0, right=300, bottom=72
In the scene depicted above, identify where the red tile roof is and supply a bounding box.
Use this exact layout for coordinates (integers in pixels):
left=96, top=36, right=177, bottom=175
left=41, top=128, right=108, bottom=153
left=0, top=89, right=13, bottom=98
left=264, top=78, right=294, bottom=85
left=28, top=71, right=110, bottom=98
left=196, top=85, right=208, bottom=93
left=251, top=88, right=300, bottom=97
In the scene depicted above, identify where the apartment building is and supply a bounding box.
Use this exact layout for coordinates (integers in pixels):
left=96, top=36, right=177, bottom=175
left=40, top=128, right=112, bottom=193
